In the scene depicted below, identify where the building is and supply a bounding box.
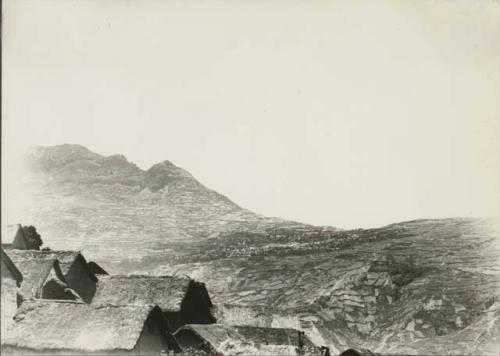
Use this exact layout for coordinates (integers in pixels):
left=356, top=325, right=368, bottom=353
left=1, top=300, right=180, bottom=355
left=174, top=324, right=321, bottom=355
left=5, top=250, right=97, bottom=303
left=13, top=258, right=80, bottom=301
left=1, top=224, right=30, bottom=250
left=92, top=275, right=215, bottom=331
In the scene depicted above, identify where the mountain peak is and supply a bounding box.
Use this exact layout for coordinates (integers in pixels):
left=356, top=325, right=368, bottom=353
left=26, top=144, right=103, bottom=171
left=145, top=160, right=194, bottom=192
left=22, top=143, right=240, bottom=213
left=25, top=145, right=202, bottom=190
left=28, top=143, right=100, bottom=156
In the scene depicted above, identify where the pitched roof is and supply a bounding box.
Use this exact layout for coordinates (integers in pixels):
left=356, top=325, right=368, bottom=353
left=12, top=224, right=29, bottom=249
left=13, top=259, right=65, bottom=299
left=5, top=249, right=97, bottom=281
left=92, top=275, right=193, bottom=312
left=175, top=324, right=319, bottom=355
left=2, top=300, right=163, bottom=352
left=1, top=247, right=23, bottom=285
left=2, top=224, right=30, bottom=250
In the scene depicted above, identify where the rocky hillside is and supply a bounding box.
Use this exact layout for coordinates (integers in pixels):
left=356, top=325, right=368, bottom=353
left=3, top=144, right=499, bottom=355
left=169, top=218, right=500, bottom=355
left=5, top=144, right=327, bottom=265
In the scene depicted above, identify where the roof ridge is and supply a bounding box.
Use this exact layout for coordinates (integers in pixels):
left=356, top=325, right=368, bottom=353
left=235, top=325, right=301, bottom=332
left=24, top=299, right=86, bottom=305
left=102, top=274, right=190, bottom=279
left=7, top=249, right=81, bottom=255
left=39, top=249, right=81, bottom=254
left=21, top=299, right=154, bottom=309
left=93, top=303, right=154, bottom=310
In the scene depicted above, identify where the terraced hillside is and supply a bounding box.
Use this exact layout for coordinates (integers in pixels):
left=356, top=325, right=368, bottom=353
left=167, top=218, right=500, bottom=354
left=2, top=144, right=499, bottom=355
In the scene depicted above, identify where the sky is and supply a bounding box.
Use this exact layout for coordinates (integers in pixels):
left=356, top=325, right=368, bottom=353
left=2, top=0, right=500, bottom=229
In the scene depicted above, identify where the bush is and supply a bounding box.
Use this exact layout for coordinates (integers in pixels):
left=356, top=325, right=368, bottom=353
left=21, top=225, right=43, bottom=250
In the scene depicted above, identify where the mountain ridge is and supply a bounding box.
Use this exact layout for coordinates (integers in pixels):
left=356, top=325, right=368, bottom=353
left=25, top=144, right=246, bottom=209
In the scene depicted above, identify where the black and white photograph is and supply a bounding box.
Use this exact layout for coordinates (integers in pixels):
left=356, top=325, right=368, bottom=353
left=1, top=1, right=499, bottom=355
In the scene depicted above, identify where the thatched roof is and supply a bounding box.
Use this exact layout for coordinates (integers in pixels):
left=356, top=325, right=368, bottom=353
left=12, top=224, right=29, bottom=249
left=13, top=258, right=64, bottom=299
left=174, top=324, right=319, bottom=355
left=5, top=249, right=97, bottom=282
left=1, top=224, right=37, bottom=250
left=2, top=300, right=164, bottom=352
left=1, top=247, right=23, bottom=285
left=339, top=348, right=377, bottom=356
left=92, top=275, right=195, bottom=312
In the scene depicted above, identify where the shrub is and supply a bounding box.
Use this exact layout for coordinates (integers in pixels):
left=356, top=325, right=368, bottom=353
left=21, top=225, right=43, bottom=250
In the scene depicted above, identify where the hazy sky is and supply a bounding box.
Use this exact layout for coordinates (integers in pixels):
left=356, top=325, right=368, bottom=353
left=2, top=0, right=500, bottom=228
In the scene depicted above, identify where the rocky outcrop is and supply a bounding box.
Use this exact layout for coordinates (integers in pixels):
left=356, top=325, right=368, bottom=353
left=143, top=161, right=194, bottom=192
left=314, top=256, right=424, bottom=336
left=26, top=144, right=103, bottom=172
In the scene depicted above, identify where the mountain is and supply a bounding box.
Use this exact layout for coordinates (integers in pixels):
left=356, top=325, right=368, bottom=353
left=3, top=144, right=500, bottom=355
left=8, top=145, right=325, bottom=262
